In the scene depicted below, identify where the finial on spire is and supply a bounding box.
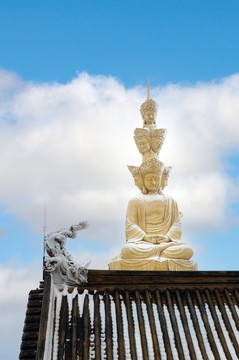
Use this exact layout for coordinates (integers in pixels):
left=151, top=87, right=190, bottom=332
left=147, top=77, right=150, bottom=100
left=140, top=78, right=158, bottom=126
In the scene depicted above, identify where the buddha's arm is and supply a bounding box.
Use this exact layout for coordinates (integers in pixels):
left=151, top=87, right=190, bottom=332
left=165, top=216, right=182, bottom=242
left=165, top=199, right=182, bottom=243
left=125, top=200, right=146, bottom=243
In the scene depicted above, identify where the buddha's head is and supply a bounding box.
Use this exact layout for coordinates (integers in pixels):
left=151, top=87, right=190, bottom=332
left=137, top=137, right=150, bottom=154
left=140, top=98, right=157, bottom=128
left=127, top=165, right=143, bottom=191
left=150, top=129, right=166, bottom=154
left=161, top=166, right=172, bottom=190
left=151, top=138, right=162, bottom=153
left=134, top=128, right=150, bottom=155
left=140, top=158, right=164, bottom=194
left=143, top=173, right=161, bottom=194
left=143, top=110, right=155, bottom=126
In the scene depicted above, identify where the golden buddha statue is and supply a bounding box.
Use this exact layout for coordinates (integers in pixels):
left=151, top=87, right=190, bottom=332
left=108, top=79, right=197, bottom=271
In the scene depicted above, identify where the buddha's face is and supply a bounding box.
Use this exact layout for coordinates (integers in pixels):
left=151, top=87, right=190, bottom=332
left=137, top=137, right=150, bottom=154
left=152, top=138, right=162, bottom=153
left=144, top=173, right=161, bottom=194
left=134, top=174, right=143, bottom=190
left=143, top=111, right=155, bottom=125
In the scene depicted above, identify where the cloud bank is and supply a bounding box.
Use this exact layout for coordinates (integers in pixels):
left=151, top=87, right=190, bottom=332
left=0, top=70, right=239, bottom=239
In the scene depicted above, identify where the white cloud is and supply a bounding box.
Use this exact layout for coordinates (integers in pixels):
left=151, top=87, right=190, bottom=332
left=0, top=70, right=239, bottom=251
left=0, top=261, right=41, bottom=360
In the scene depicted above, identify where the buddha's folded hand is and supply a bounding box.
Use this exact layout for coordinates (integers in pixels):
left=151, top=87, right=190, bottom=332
left=159, top=235, right=170, bottom=243
left=144, top=235, right=170, bottom=244
left=144, top=235, right=158, bottom=243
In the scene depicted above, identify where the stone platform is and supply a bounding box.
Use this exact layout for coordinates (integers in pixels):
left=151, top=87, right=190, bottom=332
left=108, top=257, right=198, bottom=271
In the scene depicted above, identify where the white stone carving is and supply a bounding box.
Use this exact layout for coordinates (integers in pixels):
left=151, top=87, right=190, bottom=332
left=44, top=221, right=89, bottom=285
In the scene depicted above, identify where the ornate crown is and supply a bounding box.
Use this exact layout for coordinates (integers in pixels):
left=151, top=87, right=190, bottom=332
left=150, top=128, right=167, bottom=154
left=134, top=128, right=150, bottom=139
left=140, top=98, right=158, bottom=118
left=127, top=165, right=141, bottom=177
left=151, top=128, right=167, bottom=139
left=140, top=78, right=158, bottom=118
left=139, top=158, right=164, bottom=175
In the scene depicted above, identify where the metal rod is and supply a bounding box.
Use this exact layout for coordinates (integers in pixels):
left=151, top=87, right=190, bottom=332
left=71, top=296, right=78, bottom=360
left=83, top=294, right=90, bottom=360
left=175, top=289, right=197, bottom=360
left=42, top=205, right=47, bottom=275
left=115, top=290, right=126, bottom=360
left=195, top=289, right=220, bottom=360
left=135, top=290, right=149, bottom=360
left=104, top=291, right=114, bottom=360
left=94, top=292, right=101, bottom=360
left=165, top=290, right=185, bottom=360
left=145, top=290, right=161, bottom=359
left=185, top=289, right=209, bottom=360
left=58, top=296, right=68, bottom=359
left=124, top=290, right=138, bottom=360
left=155, top=289, right=173, bottom=360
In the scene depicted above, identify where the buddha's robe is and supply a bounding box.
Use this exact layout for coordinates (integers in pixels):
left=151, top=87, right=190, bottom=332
left=121, top=193, right=193, bottom=260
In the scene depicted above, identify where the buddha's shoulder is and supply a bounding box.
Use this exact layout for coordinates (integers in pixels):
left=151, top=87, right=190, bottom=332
left=128, top=193, right=176, bottom=204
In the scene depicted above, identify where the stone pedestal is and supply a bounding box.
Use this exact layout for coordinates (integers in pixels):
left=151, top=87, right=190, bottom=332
left=108, top=258, right=198, bottom=271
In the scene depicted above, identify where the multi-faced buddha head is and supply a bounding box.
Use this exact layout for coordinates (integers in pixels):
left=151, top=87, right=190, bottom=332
left=134, top=128, right=166, bottom=157
left=140, top=158, right=164, bottom=194
left=134, top=128, right=150, bottom=155
left=140, top=98, right=157, bottom=128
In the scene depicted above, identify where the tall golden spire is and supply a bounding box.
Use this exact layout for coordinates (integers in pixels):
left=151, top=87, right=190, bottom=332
left=147, top=76, right=150, bottom=100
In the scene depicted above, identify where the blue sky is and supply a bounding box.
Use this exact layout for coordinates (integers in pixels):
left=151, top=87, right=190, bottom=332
left=1, top=1, right=239, bottom=358
left=1, top=1, right=239, bottom=86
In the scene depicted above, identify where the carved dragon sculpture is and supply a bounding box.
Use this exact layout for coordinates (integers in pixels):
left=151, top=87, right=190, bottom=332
left=44, top=221, right=89, bottom=285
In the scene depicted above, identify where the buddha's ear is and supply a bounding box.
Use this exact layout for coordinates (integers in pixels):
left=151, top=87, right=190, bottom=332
left=142, top=185, right=147, bottom=195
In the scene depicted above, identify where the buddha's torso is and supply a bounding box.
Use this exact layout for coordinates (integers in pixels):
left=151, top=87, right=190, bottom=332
left=137, top=194, right=171, bottom=236
left=144, top=197, right=165, bottom=217
left=126, top=194, right=176, bottom=238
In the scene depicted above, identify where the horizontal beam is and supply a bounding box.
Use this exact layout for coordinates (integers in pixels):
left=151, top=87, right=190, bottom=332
left=69, top=270, right=239, bottom=292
